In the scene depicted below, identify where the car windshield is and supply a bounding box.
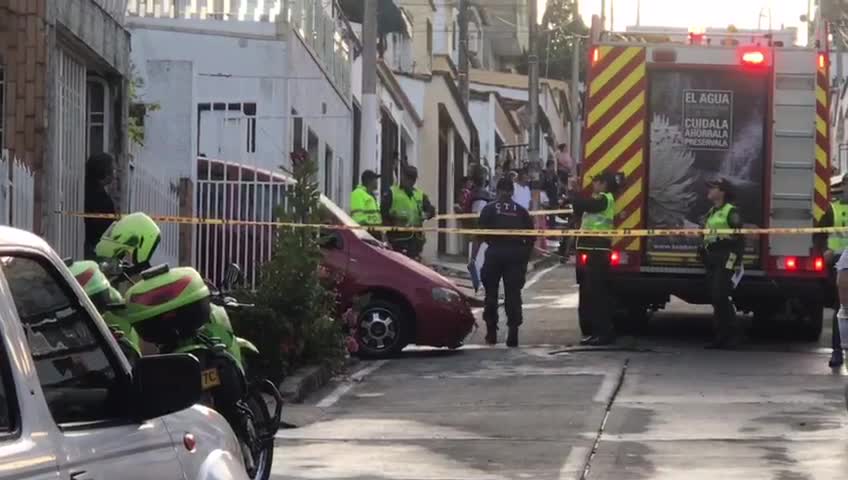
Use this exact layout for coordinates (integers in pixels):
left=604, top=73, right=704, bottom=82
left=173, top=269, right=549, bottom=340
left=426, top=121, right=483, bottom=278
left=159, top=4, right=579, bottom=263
left=319, top=195, right=381, bottom=245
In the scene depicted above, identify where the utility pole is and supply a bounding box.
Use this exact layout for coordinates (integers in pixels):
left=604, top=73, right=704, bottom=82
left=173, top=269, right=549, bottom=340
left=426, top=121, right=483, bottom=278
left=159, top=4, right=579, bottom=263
left=528, top=0, right=540, bottom=180
left=361, top=0, right=378, bottom=178
left=610, top=0, right=614, bottom=32
left=601, top=0, right=606, bottom=30
left=458, top=0, right=469, bottom=106
left=636, top=0, right=641, bottom=27
left=570, top=37, right=581, bottom=164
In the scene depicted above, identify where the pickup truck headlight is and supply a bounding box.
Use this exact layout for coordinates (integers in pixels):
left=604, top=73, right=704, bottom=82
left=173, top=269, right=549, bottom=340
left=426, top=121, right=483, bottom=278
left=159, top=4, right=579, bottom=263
left=432, top=287, right=461, bottom=304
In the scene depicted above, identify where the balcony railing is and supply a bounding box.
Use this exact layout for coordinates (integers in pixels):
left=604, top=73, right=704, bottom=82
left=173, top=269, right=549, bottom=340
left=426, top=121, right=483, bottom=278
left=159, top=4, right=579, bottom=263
left=126, top=0, right=351, bottom=99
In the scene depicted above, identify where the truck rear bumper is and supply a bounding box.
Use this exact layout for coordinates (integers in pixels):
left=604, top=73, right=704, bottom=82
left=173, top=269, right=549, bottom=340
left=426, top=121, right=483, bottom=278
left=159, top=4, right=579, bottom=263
left=606, top=270, right=827, bottom=308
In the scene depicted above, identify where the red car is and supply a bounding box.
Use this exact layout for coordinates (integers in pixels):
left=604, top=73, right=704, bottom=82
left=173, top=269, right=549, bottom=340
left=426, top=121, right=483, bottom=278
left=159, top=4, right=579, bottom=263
left=318, top=197, right=476, bottom=358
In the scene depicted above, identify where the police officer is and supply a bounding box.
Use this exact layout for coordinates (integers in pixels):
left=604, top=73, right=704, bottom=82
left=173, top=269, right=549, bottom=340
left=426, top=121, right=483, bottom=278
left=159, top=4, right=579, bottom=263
left=700, top=178, right=744, bottom=349
left=821, top=175, right=848, bottom=366
left=570, top=172, right=619, bottom=346
left=350, top=170, right=382, bottom=237
left=471, top=178, right=534, bottom=347
left=382, top=165, right=436, bottom=260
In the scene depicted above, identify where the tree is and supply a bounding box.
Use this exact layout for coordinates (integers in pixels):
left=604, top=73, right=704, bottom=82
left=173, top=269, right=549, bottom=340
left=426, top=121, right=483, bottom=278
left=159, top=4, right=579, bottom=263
left=230, top=150, right=346, bottom=380
left=517, top=0, right=588, bottom=82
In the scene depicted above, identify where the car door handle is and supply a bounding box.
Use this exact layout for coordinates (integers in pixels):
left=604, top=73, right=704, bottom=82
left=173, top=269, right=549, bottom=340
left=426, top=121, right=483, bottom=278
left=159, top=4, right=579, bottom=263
left=70, top=470, right=92, bottom=480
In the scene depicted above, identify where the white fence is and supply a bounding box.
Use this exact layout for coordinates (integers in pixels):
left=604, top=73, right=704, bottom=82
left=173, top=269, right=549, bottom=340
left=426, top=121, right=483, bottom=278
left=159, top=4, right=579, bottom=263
left=0, top=151, right=35, bottom=232
left=195, top=158, right=294, bottom=289
left=128, top=151, right=181, bottom=267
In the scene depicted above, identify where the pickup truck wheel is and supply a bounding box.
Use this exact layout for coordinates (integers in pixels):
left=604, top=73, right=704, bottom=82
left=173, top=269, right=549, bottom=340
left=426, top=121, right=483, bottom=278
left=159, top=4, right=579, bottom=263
left=355, top=300, right=409, bottom=358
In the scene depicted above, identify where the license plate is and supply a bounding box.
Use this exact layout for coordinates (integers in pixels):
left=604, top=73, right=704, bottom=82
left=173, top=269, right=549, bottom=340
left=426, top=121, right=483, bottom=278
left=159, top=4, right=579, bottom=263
left=201, top=368, right=221, bottom=390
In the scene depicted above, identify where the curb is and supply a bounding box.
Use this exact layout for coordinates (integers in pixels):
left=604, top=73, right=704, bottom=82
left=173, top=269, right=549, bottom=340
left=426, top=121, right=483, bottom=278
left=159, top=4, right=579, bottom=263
left=279, top=356, right=360, bottom=403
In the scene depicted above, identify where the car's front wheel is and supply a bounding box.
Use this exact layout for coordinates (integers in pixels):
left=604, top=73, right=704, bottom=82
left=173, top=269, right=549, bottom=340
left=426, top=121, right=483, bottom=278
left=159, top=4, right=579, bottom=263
left=356, top=300, right=410, bottom=358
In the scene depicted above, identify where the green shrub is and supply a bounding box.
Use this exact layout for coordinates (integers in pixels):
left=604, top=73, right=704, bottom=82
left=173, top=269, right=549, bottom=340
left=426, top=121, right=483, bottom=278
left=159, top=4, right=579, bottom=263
left=230, top=150, right=345, bottom=382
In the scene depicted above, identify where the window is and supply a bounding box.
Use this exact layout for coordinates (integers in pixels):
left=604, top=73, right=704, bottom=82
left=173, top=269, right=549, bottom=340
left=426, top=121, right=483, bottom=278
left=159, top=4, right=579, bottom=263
left=292, top=108, right=303, bottom=152
left=426, top=20, right=433, bottom=60
left=0, top=66, right=4, bottom=151
left=324, top=145, right=334, bottom=199
left=0, top=337, right=16, bottom=435
left=87, top=78, right=110, bottom=156
left=2, top=255, right=128, bottom=426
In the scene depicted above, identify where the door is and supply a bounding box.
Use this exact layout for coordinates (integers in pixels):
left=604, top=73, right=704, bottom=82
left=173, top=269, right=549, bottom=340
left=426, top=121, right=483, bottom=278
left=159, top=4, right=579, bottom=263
left=53, top=49, right=87, bottom=259
left=0, top=314, right=60, bottom=480
left=0, top=254, right=184, bottom=480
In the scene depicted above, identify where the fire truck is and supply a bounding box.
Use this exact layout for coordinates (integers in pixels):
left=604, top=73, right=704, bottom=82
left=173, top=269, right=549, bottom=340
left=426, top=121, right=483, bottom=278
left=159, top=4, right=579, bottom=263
left=579, top=29, right=831, bottom=339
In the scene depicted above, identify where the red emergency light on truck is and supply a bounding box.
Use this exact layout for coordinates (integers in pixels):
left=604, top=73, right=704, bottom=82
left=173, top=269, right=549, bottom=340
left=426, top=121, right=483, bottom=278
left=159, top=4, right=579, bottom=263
left=579, top=38, right=831, bottom=339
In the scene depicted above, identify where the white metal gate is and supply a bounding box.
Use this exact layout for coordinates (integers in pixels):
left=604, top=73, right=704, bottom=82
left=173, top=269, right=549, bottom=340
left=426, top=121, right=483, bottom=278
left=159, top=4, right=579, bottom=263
left=128, top=158, right=181, bottom=267
left=52, top=49, right=87, bottom=258
left=195, top=158, right=293, bottom=289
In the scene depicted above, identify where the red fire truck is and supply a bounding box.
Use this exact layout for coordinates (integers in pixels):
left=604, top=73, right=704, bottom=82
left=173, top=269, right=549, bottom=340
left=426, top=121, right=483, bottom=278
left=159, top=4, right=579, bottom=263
left=579, top=30, right=831, bottom=339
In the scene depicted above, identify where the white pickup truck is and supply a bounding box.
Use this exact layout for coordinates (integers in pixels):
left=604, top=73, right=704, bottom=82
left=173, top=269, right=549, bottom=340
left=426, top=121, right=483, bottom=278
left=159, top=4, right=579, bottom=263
left=0, top=227, right=249, bottom=480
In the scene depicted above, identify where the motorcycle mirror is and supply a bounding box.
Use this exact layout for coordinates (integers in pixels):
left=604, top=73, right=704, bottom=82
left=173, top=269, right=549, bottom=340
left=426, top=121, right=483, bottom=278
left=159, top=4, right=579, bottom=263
left=140, top=264, right=170, bottom=281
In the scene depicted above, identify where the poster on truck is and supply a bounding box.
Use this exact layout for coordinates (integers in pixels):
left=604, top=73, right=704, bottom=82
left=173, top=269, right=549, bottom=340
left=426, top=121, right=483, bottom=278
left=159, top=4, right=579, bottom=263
left=646, top=69, right=768, bottom=263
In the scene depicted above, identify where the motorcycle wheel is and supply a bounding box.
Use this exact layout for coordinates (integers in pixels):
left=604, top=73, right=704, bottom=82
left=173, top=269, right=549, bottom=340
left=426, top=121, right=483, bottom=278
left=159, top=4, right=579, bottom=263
left=244, top=389, right=274, bottom=480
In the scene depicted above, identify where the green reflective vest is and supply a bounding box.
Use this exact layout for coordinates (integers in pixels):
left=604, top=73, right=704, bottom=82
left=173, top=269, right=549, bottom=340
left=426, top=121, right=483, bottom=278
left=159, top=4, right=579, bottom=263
left=829, top=201, right=848, bottom=251
left=578, top=192, right=615, bottom=251
left=389, top=185, right=424, bottom=227
left=704, top=203, right=735, bottom=246
left=350, top=185, right=382, bottom=226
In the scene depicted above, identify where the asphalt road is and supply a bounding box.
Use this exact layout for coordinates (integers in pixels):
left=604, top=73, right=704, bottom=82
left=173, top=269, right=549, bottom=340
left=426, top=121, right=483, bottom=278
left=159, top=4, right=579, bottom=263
left=274, top=265, right=848, bottom=479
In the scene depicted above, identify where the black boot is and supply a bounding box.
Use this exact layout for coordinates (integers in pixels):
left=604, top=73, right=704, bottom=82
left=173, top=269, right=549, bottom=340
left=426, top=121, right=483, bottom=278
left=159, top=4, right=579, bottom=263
left=485, top=327, right=497, bottom=345
left=830, top=350, right=844, bottom=368
left=506, top=327, right=519, bottom=347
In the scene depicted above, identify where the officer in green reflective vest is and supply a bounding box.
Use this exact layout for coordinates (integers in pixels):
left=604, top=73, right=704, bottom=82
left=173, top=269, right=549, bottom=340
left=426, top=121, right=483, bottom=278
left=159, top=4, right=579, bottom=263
left=570, top=171, right=619, bottom=346
left=350, top=170, right=383, bottom=237
left=381, top=165, right=436, bottom=260
left=701, top=178, right=744, bottom=349
left=822, top=175, right=848, bottom=366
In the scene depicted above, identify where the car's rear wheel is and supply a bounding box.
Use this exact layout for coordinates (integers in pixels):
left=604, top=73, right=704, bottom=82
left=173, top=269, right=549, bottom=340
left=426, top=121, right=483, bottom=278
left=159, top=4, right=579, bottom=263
left=356, top=300, right=409, bottom=358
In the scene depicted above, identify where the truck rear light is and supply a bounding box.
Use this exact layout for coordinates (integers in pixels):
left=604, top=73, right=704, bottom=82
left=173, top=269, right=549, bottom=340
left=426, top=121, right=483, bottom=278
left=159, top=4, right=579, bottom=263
left=579, top=253, right=588, bottom=266
left=591, top=47, right=599, bottom=65
left=738, top=46, right=770, bottom=67
left=814, top=257, right=825, bottom=272
left=783, top=257, right=798, bottom=271
left=819, top=53, right=827, bottom=70
left=610, top=251, right=620, bottom=266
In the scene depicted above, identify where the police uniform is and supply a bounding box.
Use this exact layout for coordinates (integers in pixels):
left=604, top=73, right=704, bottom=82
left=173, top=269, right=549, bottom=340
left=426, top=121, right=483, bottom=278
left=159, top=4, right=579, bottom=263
left=350, top=185, right=382, bottom=226
left=572, top=186, right=616, bottom=344
left=823, top=199, right=848, bottom=365
left=478, top=190, right=534, bottom=347
left=382, top=166, right=435, bottom=259
left=701, top=190, right=744, bottom=348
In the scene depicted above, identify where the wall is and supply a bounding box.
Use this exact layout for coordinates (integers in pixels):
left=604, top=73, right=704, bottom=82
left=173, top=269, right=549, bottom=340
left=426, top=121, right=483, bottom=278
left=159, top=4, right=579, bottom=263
left=401, top=2, right=433, bottom=74
left=130, top=22, right=353, bottom=206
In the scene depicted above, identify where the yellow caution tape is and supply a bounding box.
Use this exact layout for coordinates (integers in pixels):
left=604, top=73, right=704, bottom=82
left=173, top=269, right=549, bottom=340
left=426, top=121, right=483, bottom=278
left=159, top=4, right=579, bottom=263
left=62, top=211, right=848, bottom=238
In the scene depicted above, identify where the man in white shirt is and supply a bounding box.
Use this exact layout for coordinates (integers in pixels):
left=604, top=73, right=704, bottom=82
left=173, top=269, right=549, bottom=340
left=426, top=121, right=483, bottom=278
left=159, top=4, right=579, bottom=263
left=512, top=169, right=532, bottom=210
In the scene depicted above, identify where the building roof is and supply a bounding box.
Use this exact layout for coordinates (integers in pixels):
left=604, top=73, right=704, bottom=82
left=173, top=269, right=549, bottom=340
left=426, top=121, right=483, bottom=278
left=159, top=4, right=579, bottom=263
left=469, top=69, right=569, bottom=93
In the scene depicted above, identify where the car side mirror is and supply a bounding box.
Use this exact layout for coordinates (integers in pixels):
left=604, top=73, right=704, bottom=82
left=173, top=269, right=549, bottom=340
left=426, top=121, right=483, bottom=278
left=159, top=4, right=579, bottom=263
left=132, top=354, right=201, bottom=420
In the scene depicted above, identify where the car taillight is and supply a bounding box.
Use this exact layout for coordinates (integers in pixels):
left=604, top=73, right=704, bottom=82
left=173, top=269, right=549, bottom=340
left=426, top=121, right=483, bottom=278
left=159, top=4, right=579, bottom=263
left=579, top=253, right=588, bottom=266
left=610, top=251, right=621, bottom=266
left=814, top=257, right=825, bottom=272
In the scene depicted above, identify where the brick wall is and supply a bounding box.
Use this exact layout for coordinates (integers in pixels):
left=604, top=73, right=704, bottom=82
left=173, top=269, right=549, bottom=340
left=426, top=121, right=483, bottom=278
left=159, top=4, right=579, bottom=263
left=0, top=0, right=49, bottom=233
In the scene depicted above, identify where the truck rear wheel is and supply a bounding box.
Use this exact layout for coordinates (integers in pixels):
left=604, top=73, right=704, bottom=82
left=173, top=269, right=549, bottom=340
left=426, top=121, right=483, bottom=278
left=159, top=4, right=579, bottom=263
left=613, top=305, right=651, bottom=335
left=796, top=304, right=824, bottom=342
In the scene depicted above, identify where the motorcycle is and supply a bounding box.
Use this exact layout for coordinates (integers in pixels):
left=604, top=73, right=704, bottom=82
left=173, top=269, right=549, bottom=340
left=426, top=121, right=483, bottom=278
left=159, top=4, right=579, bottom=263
left=121, top=262, right=282, bottom=480
left=91, top=212, right=282, bottom=480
